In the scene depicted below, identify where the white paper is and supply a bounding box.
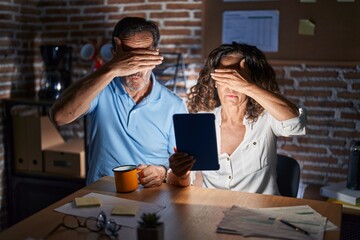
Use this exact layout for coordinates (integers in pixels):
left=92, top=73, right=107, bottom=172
left=217, top=205, right=338, bottom=240
left=320, top=181, right=360, bottom=205
left=222, top=10, right=279, bottom=52
left=55, top=192, right=166, bottom=228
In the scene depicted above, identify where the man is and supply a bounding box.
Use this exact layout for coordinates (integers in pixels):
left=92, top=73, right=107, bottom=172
left=50, top=17, right=187, bottom=186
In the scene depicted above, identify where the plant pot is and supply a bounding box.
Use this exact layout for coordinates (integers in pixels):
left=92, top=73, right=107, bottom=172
left=137, top=223, right=164, bottom=240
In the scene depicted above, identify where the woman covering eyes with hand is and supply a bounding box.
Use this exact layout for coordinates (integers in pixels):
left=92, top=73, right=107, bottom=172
left=167, top=42, right=306, bottom=195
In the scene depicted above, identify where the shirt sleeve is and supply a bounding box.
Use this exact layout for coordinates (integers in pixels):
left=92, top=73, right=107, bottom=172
left=189, top=171, right=197, bottom=185
left=167, top=99, right=189, bottom=154
left=84, top=89, right=101, bottom=115
left=270, top=108, right=307, bottom=137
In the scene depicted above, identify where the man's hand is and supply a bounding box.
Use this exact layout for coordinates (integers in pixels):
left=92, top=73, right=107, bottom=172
left=108, top=37, right=163, bottom=77
left=137, top=164, right=166, bottom=188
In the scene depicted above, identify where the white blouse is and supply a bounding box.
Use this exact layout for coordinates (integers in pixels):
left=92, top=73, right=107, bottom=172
left=190, top=106, right=306, bottom=195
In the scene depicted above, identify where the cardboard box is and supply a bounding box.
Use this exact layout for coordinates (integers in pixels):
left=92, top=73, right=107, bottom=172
left=12, top=115, right=64, bottom=173
left=44, top=139, right=85, bottom=178
left=12, top=115, right=29, bottom=171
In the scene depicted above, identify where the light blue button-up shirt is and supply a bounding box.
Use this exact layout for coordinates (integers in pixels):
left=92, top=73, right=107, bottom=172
left=85, top=76, right=187, bottom=184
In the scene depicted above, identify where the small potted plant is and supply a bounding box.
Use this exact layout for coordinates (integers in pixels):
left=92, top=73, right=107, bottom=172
left=137, top=212, right=164, bottom=240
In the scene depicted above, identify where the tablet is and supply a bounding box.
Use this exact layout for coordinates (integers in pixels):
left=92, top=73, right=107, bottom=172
left=173, top=113, right=220, bottom=171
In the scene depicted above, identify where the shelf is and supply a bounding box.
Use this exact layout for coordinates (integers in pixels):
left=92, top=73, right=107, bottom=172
left=2, top=97, right=87, bottom=228
left=153, top=52, right=187, bottom=93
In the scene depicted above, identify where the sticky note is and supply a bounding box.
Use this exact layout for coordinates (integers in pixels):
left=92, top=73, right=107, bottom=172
left=298, top=19, right=316, bottom=36
left=111, top=205, right=138, bottom=216
left=75, top=197, right=101, bottom=208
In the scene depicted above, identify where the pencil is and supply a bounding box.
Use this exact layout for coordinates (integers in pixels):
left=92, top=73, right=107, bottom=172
left=279, top=219, right=310, bottom=236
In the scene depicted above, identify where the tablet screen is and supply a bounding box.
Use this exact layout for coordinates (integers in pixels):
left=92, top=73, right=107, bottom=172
left=173, top=113, right=220, bottom=171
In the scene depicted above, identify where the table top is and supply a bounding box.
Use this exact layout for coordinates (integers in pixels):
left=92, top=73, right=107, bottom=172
left=0, top=176, right=342, bottom=240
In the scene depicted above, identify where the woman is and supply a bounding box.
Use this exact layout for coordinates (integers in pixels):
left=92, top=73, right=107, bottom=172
left=168, top=42, right=306, bottom=195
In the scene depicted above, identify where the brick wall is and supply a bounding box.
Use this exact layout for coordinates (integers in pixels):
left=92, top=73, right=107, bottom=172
left=273, top=63, right=360, bottom=185
left=0, top=0, right=359, bottom=229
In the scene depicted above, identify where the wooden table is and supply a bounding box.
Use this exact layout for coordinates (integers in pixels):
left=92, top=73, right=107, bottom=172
left=0, top=176, right=342, bottom=240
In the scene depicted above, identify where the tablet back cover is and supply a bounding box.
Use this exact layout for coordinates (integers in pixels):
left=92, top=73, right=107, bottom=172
left=173, top=113, right=220, bottom=171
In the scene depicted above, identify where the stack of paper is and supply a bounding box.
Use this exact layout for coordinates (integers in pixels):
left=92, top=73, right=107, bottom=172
left=320, top=181, right=360, bottom=205
left=327, top=198, right=360, bottom=211
left=217, top=205, right=336, bottom=240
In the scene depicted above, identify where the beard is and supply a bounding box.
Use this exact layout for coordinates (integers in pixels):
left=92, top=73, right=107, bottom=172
left=122, top=71, right=151, bottom=92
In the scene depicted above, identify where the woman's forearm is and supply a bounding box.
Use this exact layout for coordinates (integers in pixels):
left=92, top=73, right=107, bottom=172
left=167, top=170, right=191, bottom=187
left=245, top=84, right=299, bottom=121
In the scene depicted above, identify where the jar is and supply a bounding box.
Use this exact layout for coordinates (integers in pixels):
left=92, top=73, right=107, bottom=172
left=346, top=141, right=360, bottom=190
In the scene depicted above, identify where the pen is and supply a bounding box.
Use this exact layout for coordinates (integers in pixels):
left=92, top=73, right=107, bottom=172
left=279, top=219, right=310, bottom=235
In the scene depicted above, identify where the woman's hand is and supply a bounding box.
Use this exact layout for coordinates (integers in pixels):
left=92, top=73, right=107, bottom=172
left=211, top=59, right=252, bottom=94
left=169, top=152, right=196, bottom=178
left=212, top=58, right=299, bottom=120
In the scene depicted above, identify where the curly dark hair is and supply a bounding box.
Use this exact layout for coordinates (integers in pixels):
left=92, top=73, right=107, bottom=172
left=188, top=42, right=279, bottom=123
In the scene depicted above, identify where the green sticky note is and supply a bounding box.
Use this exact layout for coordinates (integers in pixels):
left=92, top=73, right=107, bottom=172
left=111, top=205, right=138, bottom=216
left=75, top=197, right=101, bottom=208
left=298, top=19, right=316, bottom=36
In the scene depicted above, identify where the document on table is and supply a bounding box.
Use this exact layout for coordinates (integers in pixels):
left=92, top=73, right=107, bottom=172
left=217, top=205, right=338, bottom=240
left=55, top=192, right=166, bottom=228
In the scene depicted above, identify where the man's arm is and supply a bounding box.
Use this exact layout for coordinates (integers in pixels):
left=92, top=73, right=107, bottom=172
left=50, top=37, right=163, bottom=125
left=50, top=64, right=115, bottom=125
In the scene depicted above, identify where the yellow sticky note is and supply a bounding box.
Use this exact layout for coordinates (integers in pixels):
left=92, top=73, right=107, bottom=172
left=111, top=205, right=138, bottom=216
left=298, top=19, right=315, bottom=36
left=75, top=197, right=101, bottom=208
